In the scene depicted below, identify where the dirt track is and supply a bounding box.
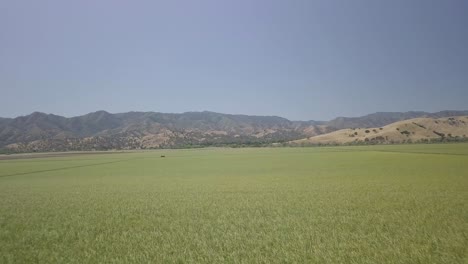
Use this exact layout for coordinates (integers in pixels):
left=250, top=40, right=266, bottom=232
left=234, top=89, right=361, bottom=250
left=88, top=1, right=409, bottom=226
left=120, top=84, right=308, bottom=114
left=0, top=151, right=127, bottom=160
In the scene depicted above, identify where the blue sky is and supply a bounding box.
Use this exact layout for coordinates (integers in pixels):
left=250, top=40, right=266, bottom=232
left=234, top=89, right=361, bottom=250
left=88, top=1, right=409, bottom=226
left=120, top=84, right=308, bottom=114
left=1, top=0, right=467, bottom=120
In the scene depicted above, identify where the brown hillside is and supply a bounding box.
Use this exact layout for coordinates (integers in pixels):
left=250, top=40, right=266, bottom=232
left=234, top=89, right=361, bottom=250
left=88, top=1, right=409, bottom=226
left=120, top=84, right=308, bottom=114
left=290, top=116, right=468, bottom=145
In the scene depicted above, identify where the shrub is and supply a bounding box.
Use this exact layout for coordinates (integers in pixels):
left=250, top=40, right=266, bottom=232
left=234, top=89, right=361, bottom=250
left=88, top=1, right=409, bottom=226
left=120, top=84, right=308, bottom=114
left=400, top=130, right=411, bottom=136
left=433, top=131, right=445, bottom=138
left=412, top=122, right=426, bottom=129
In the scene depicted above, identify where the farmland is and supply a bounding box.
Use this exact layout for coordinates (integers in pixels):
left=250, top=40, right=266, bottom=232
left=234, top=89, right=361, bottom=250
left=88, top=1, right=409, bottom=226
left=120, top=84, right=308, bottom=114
left=1, top=144, right=467, bottom=263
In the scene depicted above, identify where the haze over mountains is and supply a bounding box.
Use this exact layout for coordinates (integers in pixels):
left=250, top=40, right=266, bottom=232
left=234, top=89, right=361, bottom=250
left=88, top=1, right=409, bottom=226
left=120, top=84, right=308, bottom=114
left=1, top=110, right=467, bottom=152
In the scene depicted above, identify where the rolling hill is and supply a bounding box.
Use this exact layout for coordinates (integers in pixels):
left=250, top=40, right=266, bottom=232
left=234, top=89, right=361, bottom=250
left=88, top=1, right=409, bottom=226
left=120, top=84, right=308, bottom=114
left=289, top=116, right=468, bottom=146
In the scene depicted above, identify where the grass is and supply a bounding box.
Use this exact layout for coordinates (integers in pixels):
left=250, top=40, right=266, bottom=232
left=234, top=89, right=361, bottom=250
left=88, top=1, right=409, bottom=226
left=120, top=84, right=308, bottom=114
left=0, top=144, right=467, bottom=263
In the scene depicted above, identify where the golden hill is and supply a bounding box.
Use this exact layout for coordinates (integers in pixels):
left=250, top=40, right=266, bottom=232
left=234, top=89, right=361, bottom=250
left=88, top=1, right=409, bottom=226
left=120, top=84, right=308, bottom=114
left=290, top=116, right=468, bottom=145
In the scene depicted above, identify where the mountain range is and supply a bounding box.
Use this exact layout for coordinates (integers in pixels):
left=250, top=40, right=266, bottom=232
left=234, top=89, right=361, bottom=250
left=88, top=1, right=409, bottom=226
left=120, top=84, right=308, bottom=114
left=1, top=110, right=468, bottom=152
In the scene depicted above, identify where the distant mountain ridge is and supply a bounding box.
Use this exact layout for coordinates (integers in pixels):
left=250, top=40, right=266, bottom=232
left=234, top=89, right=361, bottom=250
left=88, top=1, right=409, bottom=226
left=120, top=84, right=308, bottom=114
left=326, top=111, right=468, bottom=129
left=1, top=110, right=468, bottom=152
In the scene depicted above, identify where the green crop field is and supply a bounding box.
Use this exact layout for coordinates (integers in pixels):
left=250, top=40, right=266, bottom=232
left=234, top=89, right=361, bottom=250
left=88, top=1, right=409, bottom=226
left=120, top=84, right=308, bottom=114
left=1, top=144, right=467, bottom=263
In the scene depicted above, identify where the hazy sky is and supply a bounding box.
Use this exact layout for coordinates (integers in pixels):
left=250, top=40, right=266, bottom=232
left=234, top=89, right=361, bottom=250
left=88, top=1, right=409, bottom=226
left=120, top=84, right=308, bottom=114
left=1, top=0, right=467, bottom=120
